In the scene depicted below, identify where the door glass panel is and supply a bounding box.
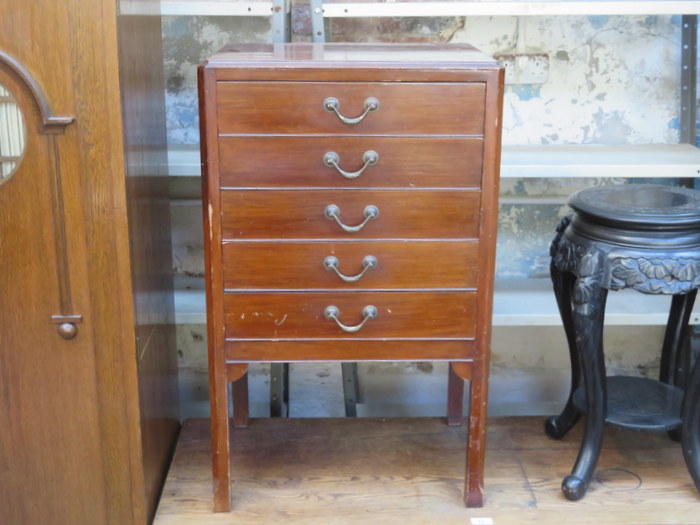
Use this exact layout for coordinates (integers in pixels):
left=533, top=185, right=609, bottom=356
left=0, top=83, right=26, bottom=182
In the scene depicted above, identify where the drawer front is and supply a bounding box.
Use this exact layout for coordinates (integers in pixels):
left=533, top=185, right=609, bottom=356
left=223, top=292, right=476, bottom=340
left=216, top=82, right=485, bottom=135
left=225, top=340, right=475, bottom=362
left=218, top=136, right=483, bottom=188
left=220, top=190, right=481, bottom=240
left=222, top=241, right=478, bottom=290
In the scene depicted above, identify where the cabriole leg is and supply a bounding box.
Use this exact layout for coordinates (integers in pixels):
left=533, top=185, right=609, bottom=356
left=546, top=263, right=582, bottom=439
left=562, top=257, right=608, bottom=501
left=661, top=291, right=697, bottom=441
left=682, top=349, right=700, bottom=492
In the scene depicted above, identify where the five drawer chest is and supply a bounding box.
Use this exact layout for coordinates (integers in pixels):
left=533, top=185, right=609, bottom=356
left=199, top=42, right=504, bottom=511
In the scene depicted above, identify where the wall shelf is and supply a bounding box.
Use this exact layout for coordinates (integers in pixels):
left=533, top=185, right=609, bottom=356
left=503, top=143, right=700, bottom=179
left=168, top=143, right=700, bottom=179
left=162, top=0, right=700, bottom=17
left=493, top=278, right=700, bottom=326
left=161, top=0, right=275, bottom=16
left=317, top=1, right=700, bottom=17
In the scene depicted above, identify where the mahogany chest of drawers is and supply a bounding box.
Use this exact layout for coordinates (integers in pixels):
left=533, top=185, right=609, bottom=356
left=199, top=42, right=504, bottom=512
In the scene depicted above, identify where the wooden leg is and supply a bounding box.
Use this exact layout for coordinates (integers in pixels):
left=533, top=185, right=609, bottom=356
left=660, top=291, right=696, bottom=441
left=562, top=261, right=608, bottom=501
left=660, top=291, right=697, bottom=387
left=465, top=366, right=487, bottom=507
left=447, top=362, right=465, bottom=426
left=232, top=372, right=249, bottom=429
left=546, top=264, right=582, bottom=440
left=681, top=347, right=700, bottom=492
left=211, top=367, right=231, bottom=512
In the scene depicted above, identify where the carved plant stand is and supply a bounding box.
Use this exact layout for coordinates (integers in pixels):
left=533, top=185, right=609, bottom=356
left=547, top=183, right=700, bottom=501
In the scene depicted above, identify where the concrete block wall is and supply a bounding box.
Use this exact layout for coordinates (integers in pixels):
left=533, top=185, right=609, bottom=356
left=165, top=10, right=686, bottom=418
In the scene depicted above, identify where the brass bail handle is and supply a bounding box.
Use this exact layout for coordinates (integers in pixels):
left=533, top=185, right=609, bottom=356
left=323, top=150, right=379, bottom=179
left=323, top=305, right=378, bottom=333
left=324, top=255, right=378, bottom=283
left=323, top=96, right=379, bottom=125
left=324, top=204, right=379, bottom=233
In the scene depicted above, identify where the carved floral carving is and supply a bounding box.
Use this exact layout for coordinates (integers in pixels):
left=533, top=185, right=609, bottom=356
left=551, top=215, right=700, bottom=296
left=609, top=257, right=700, bottom=294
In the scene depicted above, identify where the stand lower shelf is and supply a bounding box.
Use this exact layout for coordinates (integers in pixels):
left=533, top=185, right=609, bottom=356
left=572, top=376, right=683, bottom=431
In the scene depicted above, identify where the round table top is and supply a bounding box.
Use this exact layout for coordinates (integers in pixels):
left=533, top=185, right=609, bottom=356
left=569, top=184, right=700, bottom=231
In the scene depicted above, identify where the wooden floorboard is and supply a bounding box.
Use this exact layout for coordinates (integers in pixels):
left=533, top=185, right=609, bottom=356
left=154, top=417, right=700, bottom=524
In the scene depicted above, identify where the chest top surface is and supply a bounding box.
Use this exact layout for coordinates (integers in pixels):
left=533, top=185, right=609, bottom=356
left=201, top=43, right=503, bottom=80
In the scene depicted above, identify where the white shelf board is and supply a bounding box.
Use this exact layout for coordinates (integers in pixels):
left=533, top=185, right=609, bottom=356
left=502, top=143, right=700, bottom=179
left=168, top=143, right=700, bottom=179
left=175, top=289, right=207, bottom=324
left=174, top=278, right=700, bottom=326
left=493, top=278, right=700, bottom=326
left=321, top=1, right=700, bottom=17
left=169, top=145, right=201, bottom=176
left=162, top=0, right=700, bottom=17
left=161, top=0, right=274, bottom=16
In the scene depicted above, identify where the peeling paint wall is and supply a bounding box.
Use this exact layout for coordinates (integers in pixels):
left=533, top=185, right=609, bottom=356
left=165, top=10, right=691, bottom=418
left=163, top=16, right=271, bottom=144
left=456, top=16, right=682, bottom=145
left=164, top=15, right=684, bottom=148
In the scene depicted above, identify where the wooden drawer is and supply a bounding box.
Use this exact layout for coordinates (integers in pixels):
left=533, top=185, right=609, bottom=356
left=220, top=190, right=481, bottom=240
left=216, top=82, right=486, bottom=136
left=225, top=340, right=475, bottom=362
left=217, top=136, right=483, bottom=188
left=223, top=291, right=476, bottom=340
left=222, top=241, right=478, bottom=290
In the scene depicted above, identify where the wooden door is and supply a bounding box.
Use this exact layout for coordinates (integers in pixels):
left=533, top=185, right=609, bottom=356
left=0, top=1, right=180, bottom=522
left=0, top=56, right=112, bottom=523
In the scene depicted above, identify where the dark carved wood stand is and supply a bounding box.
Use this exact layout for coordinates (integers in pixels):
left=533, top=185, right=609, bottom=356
left=547, top=183, right=700, bottom=500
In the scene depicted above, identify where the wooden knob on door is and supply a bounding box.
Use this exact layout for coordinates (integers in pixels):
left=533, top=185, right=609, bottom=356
left=57, top=322, right=78, bottom=340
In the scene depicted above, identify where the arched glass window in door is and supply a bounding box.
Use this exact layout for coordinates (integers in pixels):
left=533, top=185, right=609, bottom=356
left=0, top=82, right=26, bottom=181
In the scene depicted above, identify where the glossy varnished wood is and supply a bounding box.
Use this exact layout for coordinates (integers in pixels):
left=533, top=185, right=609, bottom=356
left=199, top=64, right=232, bottom=513
left=222, top=241, right=478, bottom=289
left=216, top=81, right=486, bottom=135
left=225, top=340, right=475, bottom=362
left=465, top=48, right=504, bottom=507
left=0, top=56, right=105, bottom=525
left=155, top=417, right=700, bottom=525
left=221, top=190, right=481, bottom=240
left=218, top=136, right=484, bottom=188
left=117, top=3, right=181, bottom=519
left=0, top=1, right=179, bottom=524
left=200, top=42, right=503, bottom=511
left=223, top=291, right=477, bottom=340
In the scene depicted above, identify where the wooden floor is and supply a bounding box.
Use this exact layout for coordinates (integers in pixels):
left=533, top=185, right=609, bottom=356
left=155, top=417, right=700, bottom=524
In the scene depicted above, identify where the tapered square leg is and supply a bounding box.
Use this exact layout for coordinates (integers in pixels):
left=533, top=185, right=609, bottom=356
left=232, top=372, right=249, bottom=429
left=465, top=368, right=487, bottom=507
left=447, top=362, right=465, bottom=426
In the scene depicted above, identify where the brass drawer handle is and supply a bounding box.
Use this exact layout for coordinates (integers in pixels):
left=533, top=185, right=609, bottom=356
left=324, top=204, right=379, bottom=233
left=323, top=96, right=379, bottom=125
left=324, top=255, right=377, bottom=282
left=323, top=150, right=378, bottom=179
left=324, top=305, right=378, bottom=333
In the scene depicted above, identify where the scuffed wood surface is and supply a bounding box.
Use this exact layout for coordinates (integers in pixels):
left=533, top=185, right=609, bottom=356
left=155, top=417, right=700, bottom=524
